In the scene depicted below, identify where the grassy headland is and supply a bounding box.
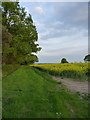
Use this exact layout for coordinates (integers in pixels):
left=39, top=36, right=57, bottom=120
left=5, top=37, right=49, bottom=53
left=3, top=65, right=89, bottom=118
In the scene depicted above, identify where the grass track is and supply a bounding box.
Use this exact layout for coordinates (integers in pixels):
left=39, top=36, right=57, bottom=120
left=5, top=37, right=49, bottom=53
left=3, top=66, right=89, bottom=118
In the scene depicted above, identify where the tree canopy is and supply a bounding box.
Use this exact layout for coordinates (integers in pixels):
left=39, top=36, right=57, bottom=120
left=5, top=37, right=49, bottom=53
left=84, top=54, right=90, bottom=62
left=2, top=1, right=41, bottom=64
left=61, top=58, right=68, bottom=63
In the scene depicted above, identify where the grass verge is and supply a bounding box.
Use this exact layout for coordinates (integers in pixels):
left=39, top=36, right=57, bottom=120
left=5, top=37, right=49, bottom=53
left=2, top=64, right=20, bottom=78
left=3, top=66, right=89, bottom=118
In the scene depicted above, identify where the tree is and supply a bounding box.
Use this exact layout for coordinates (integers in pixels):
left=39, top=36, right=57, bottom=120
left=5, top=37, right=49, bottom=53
left=2, top=25, right=13, bottom=64
left=61, top=58, right=68, bottom=63
left=2, top=1, right=41, bottom=64
left=84, top=54, right=90, bottom=62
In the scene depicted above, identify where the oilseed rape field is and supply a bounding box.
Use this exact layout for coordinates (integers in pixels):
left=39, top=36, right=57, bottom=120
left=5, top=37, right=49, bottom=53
left=31, top=63, right=89, bottom=81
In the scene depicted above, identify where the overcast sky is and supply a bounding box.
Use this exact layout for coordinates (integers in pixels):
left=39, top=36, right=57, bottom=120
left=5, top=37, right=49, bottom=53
left=20, top=1, right=88, bottom=63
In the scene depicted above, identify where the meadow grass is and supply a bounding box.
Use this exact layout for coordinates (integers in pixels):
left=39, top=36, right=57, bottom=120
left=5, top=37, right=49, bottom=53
left=3, top=65, right=89, bottom=118
left=31, top=63, right=89, bottom=81
left=2, top=64, right=20, bottom=78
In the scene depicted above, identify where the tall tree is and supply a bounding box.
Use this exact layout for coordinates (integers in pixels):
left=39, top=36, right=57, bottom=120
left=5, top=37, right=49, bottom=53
left=2, top=25, right=13, bottom=64
left=61, top=58, right=68, bottom=63
left=2, top=1, right=41, bottom=64
left=84, top=54, right=90, bottom=62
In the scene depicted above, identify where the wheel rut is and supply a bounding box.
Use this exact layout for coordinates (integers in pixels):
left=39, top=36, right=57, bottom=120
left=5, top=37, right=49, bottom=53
left=52, top=76, right=88, bottom=93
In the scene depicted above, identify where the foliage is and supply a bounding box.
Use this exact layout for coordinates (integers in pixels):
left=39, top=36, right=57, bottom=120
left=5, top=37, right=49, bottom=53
left=61, top=58, right=68, bottom=63
left=3, top=66, right=88, bottom=118
left=2, top=1, right=41, bottom=64
left=2, top=25, right=13, bottom=64
left=31, top=63, right=89, bottom=81
left=2, top=64, right=20, bottom=77
left=84, top=54, right=90, bottom=62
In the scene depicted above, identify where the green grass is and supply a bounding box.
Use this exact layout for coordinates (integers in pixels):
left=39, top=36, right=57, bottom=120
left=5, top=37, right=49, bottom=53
left=31, top=63, right=89, bottom=81
left=0, top=65, right=2, bottom=120
left=2, top=64, right=20, bottom=78
left=3, top=66, right=89, bottom=118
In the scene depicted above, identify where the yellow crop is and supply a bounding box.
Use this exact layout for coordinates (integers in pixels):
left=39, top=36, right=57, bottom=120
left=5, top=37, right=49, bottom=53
left=30, top=63, right=88, bottom=72
left=30, top=63, right=89, bottom=80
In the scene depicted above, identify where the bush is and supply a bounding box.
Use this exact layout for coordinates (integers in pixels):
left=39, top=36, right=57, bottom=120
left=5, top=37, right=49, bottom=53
left=61, top=58, right=68, bottom=63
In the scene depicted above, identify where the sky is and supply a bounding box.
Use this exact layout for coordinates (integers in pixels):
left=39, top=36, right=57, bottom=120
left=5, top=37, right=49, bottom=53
left=19, top=1, right=88, bottom=63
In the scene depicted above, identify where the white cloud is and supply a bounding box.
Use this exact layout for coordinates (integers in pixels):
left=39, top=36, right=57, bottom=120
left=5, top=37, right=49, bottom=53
left=20, top=2, right=88, bottom=63
left=38, top=44, right=88, bottom=57
left=35, top=7, right=44, bottom=14
left=20, top=0, right=89, bottom=2
left=33, top=20, right=44, bottom=27
left=38, top=30, right=88, bottom=58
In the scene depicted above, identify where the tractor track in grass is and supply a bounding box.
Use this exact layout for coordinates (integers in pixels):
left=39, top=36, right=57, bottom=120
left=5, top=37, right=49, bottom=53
left=52, top=76, right=88, bottom=93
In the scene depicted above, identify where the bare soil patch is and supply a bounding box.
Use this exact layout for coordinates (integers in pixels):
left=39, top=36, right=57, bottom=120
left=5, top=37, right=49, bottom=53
left=52, top=76, right=88, bottom=93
